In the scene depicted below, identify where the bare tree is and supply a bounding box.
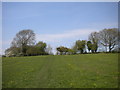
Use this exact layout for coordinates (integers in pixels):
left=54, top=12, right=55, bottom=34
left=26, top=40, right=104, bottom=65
left=99, top=28, right=118, bottom=52
left=11, top=29, right=35, bottom=54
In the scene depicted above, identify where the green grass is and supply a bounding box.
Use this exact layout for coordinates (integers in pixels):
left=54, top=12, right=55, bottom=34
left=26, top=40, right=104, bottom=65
left=2, top=53, right=118, bottom=88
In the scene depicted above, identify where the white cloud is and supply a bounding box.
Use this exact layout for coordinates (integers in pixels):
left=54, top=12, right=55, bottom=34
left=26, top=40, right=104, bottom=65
left=36, top=29, right=98, bottom=42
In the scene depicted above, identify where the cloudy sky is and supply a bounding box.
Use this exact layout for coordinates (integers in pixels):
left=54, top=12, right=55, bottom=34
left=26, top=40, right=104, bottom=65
left=2, top=2, right=118, bottom=54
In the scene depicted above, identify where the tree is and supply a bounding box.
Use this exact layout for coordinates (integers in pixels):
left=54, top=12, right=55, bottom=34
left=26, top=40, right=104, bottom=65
left=56, top=46, right=69, bottom=55
left=35, top=41, right=47, bottom=55
left=56, top=47, right=63, bottom=55
left=26, top=46, right=39, bottom=56
left=75, top=40, right=86, bottom=54
left=11, top=29, right=35, bottom=55
left=71, top=44, right=77, bottom=54
left=91, top=43, right=98, bottom=53
left=99, top=28, right=118, bottom=52
left=67, top=48, right=75, bottom=55
left=87, top=41, right=92, bottom=52
left=26, top=41, right=48, bottom=56
left=63, top=47, right=69, bottom=55
left=88, top=32, right=99, bottom=53
left=5, top=46, right=21, bottom=57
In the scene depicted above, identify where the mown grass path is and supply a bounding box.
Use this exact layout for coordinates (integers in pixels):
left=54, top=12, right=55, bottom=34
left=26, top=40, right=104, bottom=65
left=2, top=54, right=118, bottom=88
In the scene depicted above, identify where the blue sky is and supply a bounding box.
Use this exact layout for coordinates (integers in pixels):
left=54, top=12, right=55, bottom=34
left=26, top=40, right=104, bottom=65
left=2, top=2, right=118, bottom=54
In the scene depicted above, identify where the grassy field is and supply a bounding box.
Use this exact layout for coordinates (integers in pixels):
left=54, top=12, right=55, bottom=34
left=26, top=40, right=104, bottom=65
left=2, top=53, right=118, bottom=88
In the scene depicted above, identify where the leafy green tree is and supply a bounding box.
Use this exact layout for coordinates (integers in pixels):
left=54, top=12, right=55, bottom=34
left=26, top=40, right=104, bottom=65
left=56, top=47, right=62, bottom=55
left=35, top=41, right=47, bottom=55
left=5, top=47, right=21, bottom=57
left=63, top=47, right=69, bottom=55
left=26, top=46, right=37, bottom=56
left=89, top=32, right=99, bottom=53
left=75, top=40, right=86, bottom=54
left=56, top=46, right=69, bottom=55
left=91, top=43, right=98, bottom=53
left=87, top=41, right=92, bottom=52
left=67, top=48, right=75, bottom=55
left=71, top=45, right=77, bottom=54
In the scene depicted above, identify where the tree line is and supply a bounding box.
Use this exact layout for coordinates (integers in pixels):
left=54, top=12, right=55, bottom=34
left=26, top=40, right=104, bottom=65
left=56, top=28, right=119, bottom=55
left=5, top=28, right=119, bottom=57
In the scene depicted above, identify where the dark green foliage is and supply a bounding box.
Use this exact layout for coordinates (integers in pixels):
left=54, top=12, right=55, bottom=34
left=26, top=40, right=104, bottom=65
left=36, top=41, right=47, bottom=52
left=88, top=32, right=99, bottom=53
left=75, top=40, right=86, bottom=54
left=87, top=41, right=92, bottom=52
left=91, top=43, right=98, bottom=53
left=6, top=41, right=49, bottom=57
left=67, top=48, right=75, bottom=55
left=56, top=46, right=69, bottom=55
left=26, top=41, right=48, bottom=56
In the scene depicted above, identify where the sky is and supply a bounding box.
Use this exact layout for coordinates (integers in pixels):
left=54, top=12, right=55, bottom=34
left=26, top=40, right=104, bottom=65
left=2, top=2, right=118, bottom=54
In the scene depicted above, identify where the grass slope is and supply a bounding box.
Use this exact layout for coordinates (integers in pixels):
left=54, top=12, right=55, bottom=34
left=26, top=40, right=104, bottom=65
left=2, top=54, right=118, bottom=88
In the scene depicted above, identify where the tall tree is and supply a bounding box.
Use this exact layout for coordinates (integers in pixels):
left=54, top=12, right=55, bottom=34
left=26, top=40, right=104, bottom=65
left=99, top=28, right=118, bottom=52
left=11, top=29, right=35, bottom=55
left=75, top=40, right=86, bottom=54
left=91, top=43, right=98, bottom=53
left=89, top=32, right=99, bottom=53
left=87, top=41, right=92, bottom=52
